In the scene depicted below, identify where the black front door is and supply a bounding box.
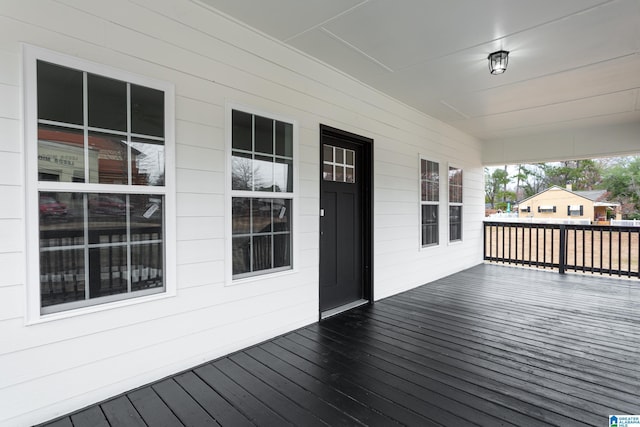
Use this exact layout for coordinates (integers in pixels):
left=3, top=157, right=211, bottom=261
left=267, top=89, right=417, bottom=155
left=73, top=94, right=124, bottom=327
left=319, top=126, right=372, bottom=315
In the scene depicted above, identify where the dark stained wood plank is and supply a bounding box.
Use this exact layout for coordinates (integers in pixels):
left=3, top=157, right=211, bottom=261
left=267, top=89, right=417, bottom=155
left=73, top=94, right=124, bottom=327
left=101, top=395, right=146, bottom=427
left=263, top=339, right=441, bottom=427
left=246, top=344, right=413, bottom=427
left=213, top=357, right=326, bottom=427
left=128, top=386, right=183, bottom=427
left=376, top=298, right=640, bottom=397
left=298, top=326, right=542, bottom=427
left=152, top=378, right=219, bottom=427
left=364, top=304, right=640, bottom=414
left=194, top=362, right=290, bottom=427
left=235, top=349, right=388, bottom=427
left=317, top=310, right=603, bottom=425
left=282, top=332, right=497, bottom=426
left=173, top=371, right=254, bottom=427
left=38, top=264, right=640, bottom=427
left=69, top=406, right=109, bottom=427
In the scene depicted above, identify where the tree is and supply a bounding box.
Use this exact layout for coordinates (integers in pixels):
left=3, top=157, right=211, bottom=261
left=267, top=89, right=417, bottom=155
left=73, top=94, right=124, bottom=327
left=485, top=168, right=510, bottom=208
left=603, top=156, right=640, bottom=218
left=540, top=160, right=603, bottom=190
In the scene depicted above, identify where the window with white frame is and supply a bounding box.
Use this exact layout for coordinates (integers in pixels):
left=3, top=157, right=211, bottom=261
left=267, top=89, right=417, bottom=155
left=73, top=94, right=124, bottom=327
left=448, top=166, right=463, bottom=242
left=420, top=158, right=439, bottom=246
left=25, top=47, right=174, bottom=317
left=568, top=205, right=583, bottom=216
left=230, top=109, right=294, bottom=278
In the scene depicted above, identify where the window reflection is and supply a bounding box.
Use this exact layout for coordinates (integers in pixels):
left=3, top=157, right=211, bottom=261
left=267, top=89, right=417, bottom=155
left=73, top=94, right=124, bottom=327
left=131, top=138, right=164, bottom=186
left=39, top=191, right=165, bottom=308
left=254, top=155, right=274, bottom=192
left=38, top=125, right=86, bottom=183
left=40, top=249, right=85, bottom=307
left=232, top=154, right=292, bottom=192
left=232, top=197, right=292, bottom=276
left=232, top=153, right=253, bottom=191
left=89, top=131, right=128, bottom=184
left=422, top=205, right=438, bottom=246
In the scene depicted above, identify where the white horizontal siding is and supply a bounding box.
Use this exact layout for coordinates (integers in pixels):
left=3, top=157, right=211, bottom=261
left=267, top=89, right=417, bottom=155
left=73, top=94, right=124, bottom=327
left=0, top=0, right=484, bottom=425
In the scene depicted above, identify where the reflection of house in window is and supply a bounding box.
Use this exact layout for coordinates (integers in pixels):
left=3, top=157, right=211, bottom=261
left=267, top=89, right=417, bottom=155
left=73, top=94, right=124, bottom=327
left=37, top=127, right=158, bottom=185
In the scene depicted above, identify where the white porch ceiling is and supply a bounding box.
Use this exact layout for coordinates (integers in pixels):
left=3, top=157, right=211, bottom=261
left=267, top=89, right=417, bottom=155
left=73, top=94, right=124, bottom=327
left=196, top=0, right=640, bottom=145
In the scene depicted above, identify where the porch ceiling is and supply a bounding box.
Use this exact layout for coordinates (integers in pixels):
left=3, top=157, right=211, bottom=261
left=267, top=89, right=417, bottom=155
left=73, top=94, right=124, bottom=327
left=195, top=0, right=640, bottom=149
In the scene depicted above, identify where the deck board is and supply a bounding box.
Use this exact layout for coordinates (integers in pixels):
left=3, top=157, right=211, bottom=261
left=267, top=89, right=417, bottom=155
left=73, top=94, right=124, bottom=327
left=40, top=264, right=640, bottom=426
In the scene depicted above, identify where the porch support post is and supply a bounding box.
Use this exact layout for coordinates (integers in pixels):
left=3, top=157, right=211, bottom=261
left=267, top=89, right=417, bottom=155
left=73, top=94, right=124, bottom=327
left=559, top=225, right=566, bottom=275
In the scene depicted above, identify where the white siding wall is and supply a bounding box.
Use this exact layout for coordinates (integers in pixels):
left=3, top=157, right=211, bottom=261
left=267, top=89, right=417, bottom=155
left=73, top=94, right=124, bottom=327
left=0, top=0, right=484, bottom=424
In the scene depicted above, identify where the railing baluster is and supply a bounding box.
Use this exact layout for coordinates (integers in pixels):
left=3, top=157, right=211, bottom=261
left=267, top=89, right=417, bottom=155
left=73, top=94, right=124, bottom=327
left=483, top=221, right=640, bottom=279
left=628, top=229, right=632, bottom=278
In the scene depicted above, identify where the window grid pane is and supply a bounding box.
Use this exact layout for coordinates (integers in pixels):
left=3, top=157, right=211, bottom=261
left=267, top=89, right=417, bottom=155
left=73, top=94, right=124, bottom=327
left=34, top=56, right=169, bottom=315
left=420, top=159, right=440, bottom=247
left=231, top=109, right=294, bottom=279
left=448, top=166, right=463, bottom=242
left=323, top=145, right=355, bottom=183
left=231, top=110, right=293, bottom=193
left=232, top=197, right=292, bottom=277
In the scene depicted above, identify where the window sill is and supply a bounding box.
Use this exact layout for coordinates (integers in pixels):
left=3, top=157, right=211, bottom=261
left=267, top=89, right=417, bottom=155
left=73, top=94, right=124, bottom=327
left=26, top=289, right=176, bottom=325
left=227, top=267, right=296, bottom=287
left=419, top=243, right=440, bottom=251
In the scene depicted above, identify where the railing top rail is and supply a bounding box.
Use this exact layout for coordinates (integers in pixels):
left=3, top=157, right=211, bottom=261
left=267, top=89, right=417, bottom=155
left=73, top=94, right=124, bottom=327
left=483, top=221, right=640, bottom=232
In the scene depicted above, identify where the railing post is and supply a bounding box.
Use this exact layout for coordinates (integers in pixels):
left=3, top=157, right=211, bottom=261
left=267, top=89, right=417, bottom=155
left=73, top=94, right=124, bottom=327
left=559, top=225, right=566, bottom=275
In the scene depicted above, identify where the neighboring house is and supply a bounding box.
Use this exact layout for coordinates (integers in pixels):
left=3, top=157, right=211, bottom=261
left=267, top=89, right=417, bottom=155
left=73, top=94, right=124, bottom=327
left=518, top=185, right=620, bottom=222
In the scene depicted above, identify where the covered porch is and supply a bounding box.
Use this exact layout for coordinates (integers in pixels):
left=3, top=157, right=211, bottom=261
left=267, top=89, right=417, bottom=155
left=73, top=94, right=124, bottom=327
left=43, top=263, right=640, bottom=426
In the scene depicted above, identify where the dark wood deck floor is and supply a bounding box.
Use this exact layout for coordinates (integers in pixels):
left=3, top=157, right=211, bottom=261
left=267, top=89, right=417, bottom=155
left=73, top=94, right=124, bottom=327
left=42, top=264, right=640, bottom=427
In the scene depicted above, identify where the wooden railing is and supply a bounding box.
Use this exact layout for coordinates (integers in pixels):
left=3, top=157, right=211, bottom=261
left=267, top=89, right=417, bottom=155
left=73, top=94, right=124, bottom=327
left=484, top=221, right=640, bottom=278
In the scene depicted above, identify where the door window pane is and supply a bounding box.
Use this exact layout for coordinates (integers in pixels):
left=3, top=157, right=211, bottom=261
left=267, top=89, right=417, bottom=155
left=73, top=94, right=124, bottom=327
left=323, top=144, right=356, bottom=183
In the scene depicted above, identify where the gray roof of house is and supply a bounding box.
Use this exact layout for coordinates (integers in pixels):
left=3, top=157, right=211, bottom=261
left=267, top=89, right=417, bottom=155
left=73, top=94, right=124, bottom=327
left=573, top=190, right=607, bottom=201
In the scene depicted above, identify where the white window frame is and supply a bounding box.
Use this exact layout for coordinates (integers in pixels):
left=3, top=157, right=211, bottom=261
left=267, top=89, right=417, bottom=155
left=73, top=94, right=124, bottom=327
left=23, top=45, right=176, bottom=323
left=448, top=164, right=463, bottom=243
left=225, top=103, right=298, bottom=285
left=419, top=156, right=440, bottom=249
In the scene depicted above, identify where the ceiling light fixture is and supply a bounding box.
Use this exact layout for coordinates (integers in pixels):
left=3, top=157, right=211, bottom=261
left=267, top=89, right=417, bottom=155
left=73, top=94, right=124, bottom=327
left=488, top=50, right=509, bottom=75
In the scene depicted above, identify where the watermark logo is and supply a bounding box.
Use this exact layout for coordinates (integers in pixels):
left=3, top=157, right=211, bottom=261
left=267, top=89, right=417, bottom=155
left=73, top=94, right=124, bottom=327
left=610, top=415, right=640, bottom=427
